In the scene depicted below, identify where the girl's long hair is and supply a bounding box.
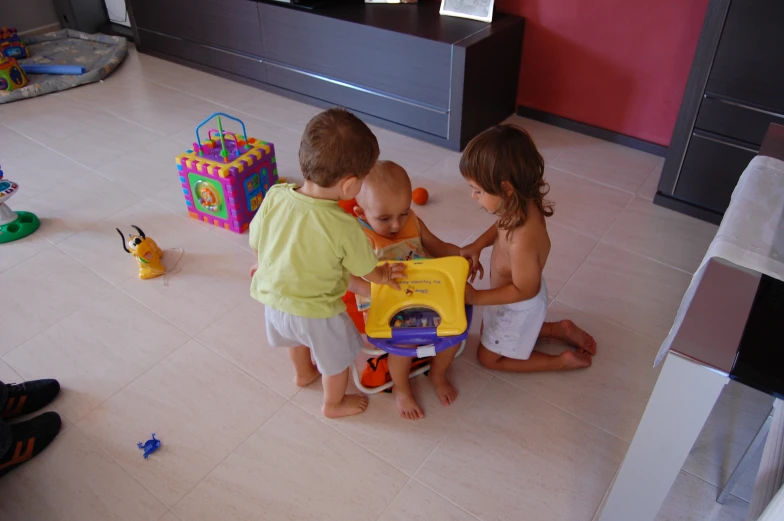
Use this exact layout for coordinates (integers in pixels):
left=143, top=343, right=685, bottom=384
left=460, top=125, right=553, bottom=236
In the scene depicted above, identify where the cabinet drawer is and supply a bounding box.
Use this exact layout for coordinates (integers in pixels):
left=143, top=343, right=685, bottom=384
left=696, top=96, right=784, bottom=147
left=707, top=0, right=784, bottom=112
left=258, top=3, right=451, bottom=109
left=266, top=63, right=448, bottom=137
left=674, top=132, right=757, bottom=214
left=131, top=0, right=263, bottom=56
left=138, top=29, right=267, bottom=83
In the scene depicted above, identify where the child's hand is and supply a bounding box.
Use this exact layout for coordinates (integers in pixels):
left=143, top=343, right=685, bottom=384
left=376, top=262, right=407, bottom=290
left=250, top=263, right=258, bottom=278
left=459, top=245, right=484, bottom=282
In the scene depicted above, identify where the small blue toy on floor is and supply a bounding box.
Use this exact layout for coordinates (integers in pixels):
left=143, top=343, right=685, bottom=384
left=137, top=433, right=161, bottom=459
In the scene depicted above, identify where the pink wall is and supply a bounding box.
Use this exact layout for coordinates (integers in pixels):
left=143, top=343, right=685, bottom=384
left=495, top=0, right=711, bottom=146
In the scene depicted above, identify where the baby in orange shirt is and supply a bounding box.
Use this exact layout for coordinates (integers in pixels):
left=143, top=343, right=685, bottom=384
left=350, top=161, right=481, bottom=420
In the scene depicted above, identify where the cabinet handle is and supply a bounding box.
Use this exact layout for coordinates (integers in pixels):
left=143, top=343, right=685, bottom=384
left=708, top=96, right=784, bottom=120
left=692, top=132, right=758, bottom=153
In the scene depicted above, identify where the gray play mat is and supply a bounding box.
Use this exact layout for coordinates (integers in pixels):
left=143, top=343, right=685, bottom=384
left=0, top=29, right=127, bottom=104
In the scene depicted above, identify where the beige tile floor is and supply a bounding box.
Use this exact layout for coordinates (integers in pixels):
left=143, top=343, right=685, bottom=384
left=0, top=48, right=772, bottom=521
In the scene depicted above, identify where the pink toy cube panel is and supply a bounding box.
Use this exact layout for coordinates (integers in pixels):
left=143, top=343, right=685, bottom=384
left=176, top=137, right=277, bottom=233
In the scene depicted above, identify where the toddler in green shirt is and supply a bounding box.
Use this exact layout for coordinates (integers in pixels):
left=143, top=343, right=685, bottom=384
left=249, top=108, right=404, bottom=418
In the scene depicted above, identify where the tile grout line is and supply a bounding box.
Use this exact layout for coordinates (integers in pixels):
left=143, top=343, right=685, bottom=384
left=75, top=335, right=193, bottom=426
left=408, top=374, right=631, bottom=521
left=60, top=84, right=188, bottom=138
left=680, top=467, right=751, bottom=505
left=143, top=78, right=277, bottom=127
left=547, top=218, right=603, bottom=242
left=408, top=478, right=485, bottom=521
left=286, top=392, right=485, bottom=521
left=395, top=374, right=496, bottom=521
left=1, top=247, right=118, bottom=363
left=78, top=371, right=287, bottom=518
left=281, top=356, right=495, bottom=481
left=597, top=239, right=696, bottom=276
left=73, top=336, right=288, bottom=515
left=550, top=193, right=636, bottom=302
left=286, top=397, right=416, bottom=478
left=71, top=422, right=171, bottom=515
left=114, top=282, right=233, bottom=341
left=166, top=394, right=290, bottom=516
left=550, top=298, right=666, bottom=355
left=140, top=75, right=318, bottom=141
left=189, top=336, right=293, bottom=403
left=0, top=121, right=161, bottom=204
left=491, top=371, right=634, bottom=446
left=371, top=477, right=415, bottom=521
left=4, top=244, right=246, bottom=435
left=546, top=165, right=640, bottom=196
left=555, top=153, right=709, bottom=307
left=408, top=370, right=494, bottom=478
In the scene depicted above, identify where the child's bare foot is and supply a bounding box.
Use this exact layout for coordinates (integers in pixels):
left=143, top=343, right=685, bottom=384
left=394, top=389, right=424, bottom=420
left=552, top=320, right=597, bottom=355
left=559, top=350, right=592, bottom=370
left=429, top=374, right=458, bottom=406
left=322, top=394, right=369, bottom=418
left=294, top=364, right=321, bottom=387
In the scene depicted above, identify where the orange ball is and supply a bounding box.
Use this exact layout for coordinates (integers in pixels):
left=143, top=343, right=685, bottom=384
left=412, top=187, right=429, bottom=205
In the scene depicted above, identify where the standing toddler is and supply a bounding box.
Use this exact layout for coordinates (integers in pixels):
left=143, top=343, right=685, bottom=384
left=250, top=108, right=404, bottom=418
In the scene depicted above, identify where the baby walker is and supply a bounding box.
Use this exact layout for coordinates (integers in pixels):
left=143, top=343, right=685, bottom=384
left=0, top=165, right=39, bottom=244
left=352, top=257, right=473, bottom=394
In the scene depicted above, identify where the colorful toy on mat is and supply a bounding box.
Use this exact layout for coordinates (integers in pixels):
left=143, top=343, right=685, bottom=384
left=116, top=225, right=165, bottom=280
left=0, top=57, right=28, bottom=92
left=176, top=112, right=277, bottom=233
left=137, top=433, right=161, bottom=459
left=365, top=257, right=472, bottom=357
left=0, top=165, right=40, bottom=244
left=0, top=27, right=27, bottom=60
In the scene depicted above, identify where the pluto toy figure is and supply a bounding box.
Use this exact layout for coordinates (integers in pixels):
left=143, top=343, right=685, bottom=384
left=116, top=225, right=165, bottom=280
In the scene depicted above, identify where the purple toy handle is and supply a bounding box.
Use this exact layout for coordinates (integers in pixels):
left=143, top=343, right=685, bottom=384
left=366, top=306, right=473, bottom=357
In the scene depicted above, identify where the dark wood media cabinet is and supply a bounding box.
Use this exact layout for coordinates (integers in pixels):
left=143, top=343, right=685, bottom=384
left=125, top=0, right=525, bottom=150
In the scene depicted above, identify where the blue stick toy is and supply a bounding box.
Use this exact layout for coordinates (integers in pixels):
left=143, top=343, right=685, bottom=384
left=137, top=433, right=161, bottom=459
left=20, top=64, right=86, bottom=75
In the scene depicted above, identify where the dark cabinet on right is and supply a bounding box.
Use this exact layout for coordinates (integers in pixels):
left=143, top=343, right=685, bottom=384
left=656, top=0, right=784, bottom=224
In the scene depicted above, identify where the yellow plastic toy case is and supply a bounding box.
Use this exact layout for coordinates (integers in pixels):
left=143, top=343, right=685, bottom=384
left=365, top=257, right=469, bottom=340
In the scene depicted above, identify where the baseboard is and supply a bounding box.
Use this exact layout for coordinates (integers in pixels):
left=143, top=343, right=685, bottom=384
left=19, top=23, right=61, bottom=36
left=100, top=22, right=135, bottom=41
left=653, top=192, right=723, bottom=225
left=516, top=105, right=668, bottom=157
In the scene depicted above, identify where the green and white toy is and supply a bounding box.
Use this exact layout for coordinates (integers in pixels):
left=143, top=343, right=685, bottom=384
left=0, top=165, right=39, bottom=244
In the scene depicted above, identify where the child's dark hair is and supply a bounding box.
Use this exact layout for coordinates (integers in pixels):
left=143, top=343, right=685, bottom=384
left=299, top=107, right=379, bottom=187
left=459, top=124, right=553, bottom=234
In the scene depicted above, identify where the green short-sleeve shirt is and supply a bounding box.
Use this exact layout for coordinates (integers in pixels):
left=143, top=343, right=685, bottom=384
left=249, top=184, right=378, bottom=318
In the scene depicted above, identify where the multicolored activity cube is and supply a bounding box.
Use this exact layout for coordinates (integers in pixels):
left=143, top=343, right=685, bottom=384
left=0, top=57, right=28, bottom=92
left=176, top=113, right=277, bottom=233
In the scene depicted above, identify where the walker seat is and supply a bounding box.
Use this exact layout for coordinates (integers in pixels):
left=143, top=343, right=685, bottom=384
left=365, top=257, right=472, bottom=354
left=353, top=257, right=473, bottom=393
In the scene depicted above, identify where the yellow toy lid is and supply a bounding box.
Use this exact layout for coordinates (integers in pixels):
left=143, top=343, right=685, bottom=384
left=365, top=257, right=469, bottom=340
